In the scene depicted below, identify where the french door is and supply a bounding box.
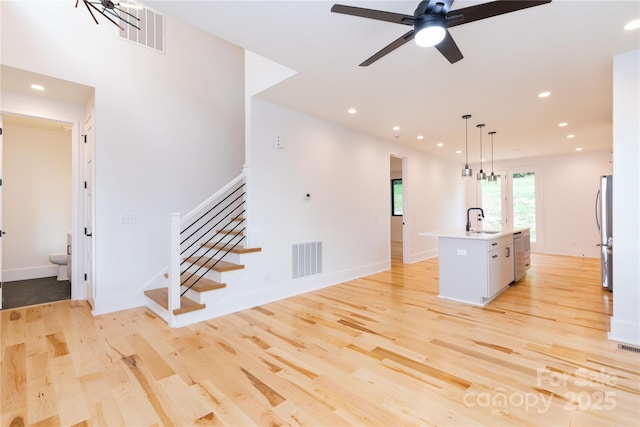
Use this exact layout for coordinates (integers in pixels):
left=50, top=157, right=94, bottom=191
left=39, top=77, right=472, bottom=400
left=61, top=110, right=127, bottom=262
left=479, top=168, right=542, bottom=251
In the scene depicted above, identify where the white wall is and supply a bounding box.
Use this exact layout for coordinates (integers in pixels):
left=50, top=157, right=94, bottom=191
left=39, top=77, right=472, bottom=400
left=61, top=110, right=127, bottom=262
left=1, top=1, right=245, bottom=313
left=466, top=150, right=612, bottom=257
left=610, top=50, right=640, bottom=346
left=239, top=99, right=462, bottom=306
left=2, top=121, right=71, bottom=281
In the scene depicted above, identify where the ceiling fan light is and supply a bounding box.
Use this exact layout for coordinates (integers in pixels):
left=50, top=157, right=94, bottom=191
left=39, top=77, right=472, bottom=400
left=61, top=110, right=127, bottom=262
left=415, top=20, right=446, bottom=47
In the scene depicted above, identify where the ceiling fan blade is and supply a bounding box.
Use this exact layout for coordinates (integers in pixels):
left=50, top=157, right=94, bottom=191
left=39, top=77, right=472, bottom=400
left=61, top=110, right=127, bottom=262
left=447, top=0, right=552, bottom=28
left=434, top=30, right=463, bottom=64
left=331, top=4, right=414, bottom=26
left=360, top=30, right=415, bottom=66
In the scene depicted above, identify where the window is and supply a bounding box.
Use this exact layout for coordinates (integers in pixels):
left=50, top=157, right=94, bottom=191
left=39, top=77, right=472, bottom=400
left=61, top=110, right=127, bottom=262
left=391, top=179, right=403, bottom=216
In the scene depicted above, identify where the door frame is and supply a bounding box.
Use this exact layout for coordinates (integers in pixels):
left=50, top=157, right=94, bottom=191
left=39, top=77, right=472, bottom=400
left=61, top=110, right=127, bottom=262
left=477, top=166, right=543, bottom=252
left=0, top=108, right=86, bottom=301
left=390, top=153, right=409, bottom=264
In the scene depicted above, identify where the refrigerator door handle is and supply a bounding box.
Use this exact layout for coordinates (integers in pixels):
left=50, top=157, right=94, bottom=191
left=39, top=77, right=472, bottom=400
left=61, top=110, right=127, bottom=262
left=595, top=188, right=601, bottom=231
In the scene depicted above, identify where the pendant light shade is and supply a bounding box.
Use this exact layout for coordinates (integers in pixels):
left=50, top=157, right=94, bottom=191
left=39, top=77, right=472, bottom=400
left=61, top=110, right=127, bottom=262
left=487, top=131, right=498, bottom=182
left=461, top=114, right=472, bottom=178
left=476, top=123, right=486, bottom=180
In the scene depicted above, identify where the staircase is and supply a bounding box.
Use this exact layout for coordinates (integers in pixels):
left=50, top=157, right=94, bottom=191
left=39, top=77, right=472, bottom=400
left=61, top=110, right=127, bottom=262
left=143, top=173, right=261, bottom=327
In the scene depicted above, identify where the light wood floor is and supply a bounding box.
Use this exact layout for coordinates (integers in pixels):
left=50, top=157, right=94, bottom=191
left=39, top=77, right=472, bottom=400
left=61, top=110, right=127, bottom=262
left=2, top=254, right=638, bottom=426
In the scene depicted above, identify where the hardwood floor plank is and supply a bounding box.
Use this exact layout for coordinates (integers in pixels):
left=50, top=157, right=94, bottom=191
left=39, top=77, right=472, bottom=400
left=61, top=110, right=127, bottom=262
left=1, top=253, right=639, bottom=426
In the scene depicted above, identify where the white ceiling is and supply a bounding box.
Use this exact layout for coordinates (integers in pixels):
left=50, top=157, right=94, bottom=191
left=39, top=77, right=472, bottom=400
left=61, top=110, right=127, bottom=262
left=144, top=0, right=639, bottom=162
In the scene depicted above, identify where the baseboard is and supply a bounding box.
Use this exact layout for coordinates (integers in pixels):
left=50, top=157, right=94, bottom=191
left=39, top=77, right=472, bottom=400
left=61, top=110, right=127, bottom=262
left=3, top=265, right=58, bottom=282
left=91, top=290, right=147, bottom=316
left=609, top=317, right=640, bottom=346
left=539, top=247, right=599, bottom=258
left=406, top=249, right=438, bottom=264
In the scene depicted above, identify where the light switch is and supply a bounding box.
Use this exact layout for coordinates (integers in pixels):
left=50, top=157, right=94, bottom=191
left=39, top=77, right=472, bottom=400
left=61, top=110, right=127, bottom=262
left=275, top=134, right=285, bottom=149
left=121, top=213, right=136, bottom=224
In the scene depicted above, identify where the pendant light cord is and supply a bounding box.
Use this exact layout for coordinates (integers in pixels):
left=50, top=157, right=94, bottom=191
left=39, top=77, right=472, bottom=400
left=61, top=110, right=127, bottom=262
left=477, top=123, right=485, bottom=169
left=491, top=133, right=494, bottom=172
left=462, top=114, right=471, bottom=165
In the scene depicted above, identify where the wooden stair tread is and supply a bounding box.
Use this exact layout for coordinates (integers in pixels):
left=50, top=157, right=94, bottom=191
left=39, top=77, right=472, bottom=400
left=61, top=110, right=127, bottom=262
left=144, top=288, right=205, bottom=315
left=180, top=274, right=227, bottom=292
left=185, top=257, right=245, bottom=272
left=217, top=229, right=244, bottom=236
left=164, top=272, right=227, bottom=292
left=202, top=242, right=262, bottom=254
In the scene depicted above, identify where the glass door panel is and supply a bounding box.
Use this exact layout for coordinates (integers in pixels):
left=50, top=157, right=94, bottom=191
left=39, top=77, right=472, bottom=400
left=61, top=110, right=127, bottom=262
left=480, top=170, right=507, bottom=230
left=511, top=172, right=537, bottom=242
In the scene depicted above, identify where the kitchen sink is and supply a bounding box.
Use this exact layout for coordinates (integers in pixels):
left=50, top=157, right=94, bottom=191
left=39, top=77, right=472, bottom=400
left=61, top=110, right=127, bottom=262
left=469, top=230, right=501, bottom=234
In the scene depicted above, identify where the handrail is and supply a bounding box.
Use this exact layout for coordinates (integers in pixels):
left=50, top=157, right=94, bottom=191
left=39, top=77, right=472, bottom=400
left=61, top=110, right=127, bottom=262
left=180, top=173, right=245, bottom=226
left=171, top=172, right=248, bottom=299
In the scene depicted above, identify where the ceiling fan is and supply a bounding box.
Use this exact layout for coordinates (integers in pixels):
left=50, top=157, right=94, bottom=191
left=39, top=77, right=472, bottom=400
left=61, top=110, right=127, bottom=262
left=331, top=0, right=552, bottom=66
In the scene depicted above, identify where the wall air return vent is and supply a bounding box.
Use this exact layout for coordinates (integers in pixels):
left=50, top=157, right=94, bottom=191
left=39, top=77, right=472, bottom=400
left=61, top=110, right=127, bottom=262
left=292, top=242, right=322, bottom=279
left=119, top=2, right=164, bottom=53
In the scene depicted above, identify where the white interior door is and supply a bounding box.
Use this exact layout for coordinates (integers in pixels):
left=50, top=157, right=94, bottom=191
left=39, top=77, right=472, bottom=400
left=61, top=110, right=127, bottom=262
left=84, top=113, right=95, bottom=308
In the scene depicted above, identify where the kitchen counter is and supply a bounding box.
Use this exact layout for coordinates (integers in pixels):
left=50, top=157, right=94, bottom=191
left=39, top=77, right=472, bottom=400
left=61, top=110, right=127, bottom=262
left=418, top=228, right=524, bottom=240
left=419, top=228, right=529, bottom=306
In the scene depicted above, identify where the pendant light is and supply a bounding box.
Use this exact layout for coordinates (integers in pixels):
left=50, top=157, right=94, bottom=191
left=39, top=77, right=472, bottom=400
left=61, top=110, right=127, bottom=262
left=461, top=114, right=472, bottom=178
left=476, top=123, right=486, bottom=180
left=487, top=131, right=498, bottom=182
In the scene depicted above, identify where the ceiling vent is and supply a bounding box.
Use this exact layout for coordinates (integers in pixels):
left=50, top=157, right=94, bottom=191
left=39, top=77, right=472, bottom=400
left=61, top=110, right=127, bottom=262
left=118, top=2, right=164, bottom=53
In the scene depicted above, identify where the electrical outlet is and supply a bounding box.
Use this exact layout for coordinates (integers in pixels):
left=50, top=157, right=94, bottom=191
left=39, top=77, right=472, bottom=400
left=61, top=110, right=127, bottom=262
left=457, top=249, right=467, bottom=256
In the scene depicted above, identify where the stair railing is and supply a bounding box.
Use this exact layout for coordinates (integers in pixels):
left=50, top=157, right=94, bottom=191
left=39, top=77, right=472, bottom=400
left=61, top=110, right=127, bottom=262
left=168, top=172, right=247, bottom=318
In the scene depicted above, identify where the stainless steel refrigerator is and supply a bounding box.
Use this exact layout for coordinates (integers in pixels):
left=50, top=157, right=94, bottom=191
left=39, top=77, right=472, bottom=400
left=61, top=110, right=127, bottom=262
left=595, top=175, right=613, bottom=291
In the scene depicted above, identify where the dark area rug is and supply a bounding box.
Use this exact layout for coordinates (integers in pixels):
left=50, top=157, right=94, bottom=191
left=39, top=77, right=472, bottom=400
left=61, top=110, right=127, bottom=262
left=1, top=276, right=71, bottom=309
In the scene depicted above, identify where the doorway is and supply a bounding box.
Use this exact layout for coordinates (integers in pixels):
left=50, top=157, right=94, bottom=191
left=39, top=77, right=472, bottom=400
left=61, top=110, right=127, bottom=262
left=390, top=155, right=407, bottom=264
left=1, top=114, right=72, bottom=308
left=478, top=167, right=543, bottom=252
left=0, top=65, right=94, bottom=309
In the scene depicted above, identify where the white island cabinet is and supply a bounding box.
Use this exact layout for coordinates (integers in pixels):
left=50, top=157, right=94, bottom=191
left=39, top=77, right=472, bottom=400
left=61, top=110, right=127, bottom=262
left=419, top=230, right=523, bottom=306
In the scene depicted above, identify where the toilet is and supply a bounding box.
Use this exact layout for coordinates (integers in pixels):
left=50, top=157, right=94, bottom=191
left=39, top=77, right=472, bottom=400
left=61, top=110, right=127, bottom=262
left=49, top=253, right=69, bottom=281
left=49, top=232, right=72, bottom=281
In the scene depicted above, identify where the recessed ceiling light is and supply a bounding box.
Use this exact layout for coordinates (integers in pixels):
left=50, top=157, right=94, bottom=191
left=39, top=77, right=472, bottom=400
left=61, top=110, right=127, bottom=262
left=347, top=108, right=357, bottom=114
left=455, top=150, right=462, bottom=154
left=538, top=91, right=551, bottom=98
left=416, top=135, right=424, bottom=140
left=624, top=19, right=640, bottom=31
left=392, top=126, right=400, bottom=131
left=558, top=122, right=568, bottom=127
left=567, top=134, right=575, bottom=139
left=31, top=84, right=45, bottom=91
left=436, top=143, right=444, bottom=147
left=576, top=147, right=583, bottom=151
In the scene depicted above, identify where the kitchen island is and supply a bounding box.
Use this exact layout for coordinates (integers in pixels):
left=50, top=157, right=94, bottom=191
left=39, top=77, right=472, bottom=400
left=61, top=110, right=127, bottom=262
left=419, top=229, right=529, bottom=306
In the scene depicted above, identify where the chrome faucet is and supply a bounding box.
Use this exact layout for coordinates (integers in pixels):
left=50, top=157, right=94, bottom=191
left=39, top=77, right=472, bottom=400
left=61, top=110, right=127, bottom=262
left=466, top=207, right=485, bottom=231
